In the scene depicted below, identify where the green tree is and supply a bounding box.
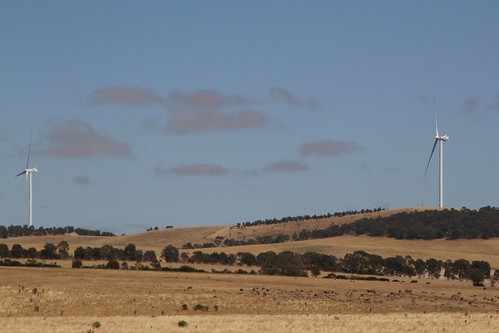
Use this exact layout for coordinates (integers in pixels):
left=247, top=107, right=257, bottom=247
left=124, top=243, right=136, bottom=260
left=471, top=260, right=491, bottom=281
left=469, top=268, right=484, bottom=285
left=273, top=251, right=307, bottom=277
left=72, top=259, right=83, bottom=268
left=57, top=241, right=70, bottom=259
left=0, top=226, right=8, bottom=238
left=74, top=246, right=85, bottom=259
left=0, top=243, right=10, bottom=257
left=237, top=252, right=257, bottom=266
left=425, top=258, right=442, bottom=279
left=143, top=250, right=157, bottom=262
left=105, top=260, right=120, bottom=269
left=161, top=245, right=180, bottom=262
left=11, top=244, right=24, bottom=258
left=256, top=251, right=277, bottom=267
left=41, top=243, right=59, bottom=259
left=414, top=259, right=426, bottom=278
left=310, top=265, right=321, bottom=277
left=443, top=260, right=455, bottom=280
left=453, top=259, right=471, bottom=281
left=25, top=247, right=39, bottom=258
left=180, top=252, right=190, bottom=263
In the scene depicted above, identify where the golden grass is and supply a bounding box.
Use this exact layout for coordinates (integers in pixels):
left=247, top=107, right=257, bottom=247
left=3, top=313, right=499, bottom=333
left=3, top=207, right=498, bottom=332
left=1, top=266, right=499, bottom=332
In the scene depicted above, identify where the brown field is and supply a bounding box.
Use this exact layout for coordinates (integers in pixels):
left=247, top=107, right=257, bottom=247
left=2, top=207, right=499, bottom=332
left=1, top=266, right=499, bottom=332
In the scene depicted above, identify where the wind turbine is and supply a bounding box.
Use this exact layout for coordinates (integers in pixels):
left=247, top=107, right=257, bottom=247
left=424, top=101, right=449, bottom=208
left=16, top=134, right=38, bottom=227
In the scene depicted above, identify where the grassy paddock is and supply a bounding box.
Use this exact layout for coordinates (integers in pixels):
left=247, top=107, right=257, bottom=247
left=3, top=313, right=499, bottom=333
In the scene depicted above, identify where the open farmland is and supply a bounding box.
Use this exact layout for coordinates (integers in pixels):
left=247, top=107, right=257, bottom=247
left=2, top=207, right=499, bottom=332
left=1, top=267, right=499, bottom=332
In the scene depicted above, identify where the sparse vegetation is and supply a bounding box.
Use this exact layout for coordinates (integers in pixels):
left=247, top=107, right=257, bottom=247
left=193, top=304, right=209, bottom=311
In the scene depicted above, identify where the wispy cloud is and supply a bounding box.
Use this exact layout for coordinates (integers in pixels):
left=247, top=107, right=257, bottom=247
left=73, top=175, right=91, bottom=186
left=269, top=87, right=319, bottom=110
left=86, top=86, right=320, bottom=134
left=464, top=97, right=479, bottom=113
left=167, top=89, right=249, bottom=110
left=263, top=160, right=309, bottom=173
left=43, top=118, right=132, bottom=158
left=300, top=140, right=362, bottom=157
left=154, top=163, right=230, bottom=176
left=167, top=109, right=268, bottom=134
left=418, top=95, right=431, bottom=107
left=87, top=86, right=164, bottom=108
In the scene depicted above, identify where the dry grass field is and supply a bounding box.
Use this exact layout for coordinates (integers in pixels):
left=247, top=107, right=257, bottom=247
left=2, top=207, right=499, bottom=332
left=0, top=266, right=498, bottom=332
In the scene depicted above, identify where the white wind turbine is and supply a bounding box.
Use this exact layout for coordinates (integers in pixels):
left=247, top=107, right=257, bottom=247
left=424, top=102, right=449, bottom=208
left=16, top=134, right=38, bottom=227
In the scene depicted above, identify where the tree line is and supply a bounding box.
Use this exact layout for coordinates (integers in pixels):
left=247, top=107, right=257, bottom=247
left=160, top=245, right=497, bottom=285
left=197, top=207, right=499, bottom=249
left=296, top=206, right=499, bottom=241
left=1, top=241, right=497, bottom=285
left=0, top=242, right=156, bottom=262
left=0, top=225, right=115, bottom=238
left=237, top=207, right=385, bottom=228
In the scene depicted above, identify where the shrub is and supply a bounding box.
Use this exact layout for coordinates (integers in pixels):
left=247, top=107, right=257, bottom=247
left=105, top=260, right=120, bottom=269
left=178, top=320, right=188, bottom=327
left=193, top=304, right=208, bottom=311
left=72, top=259, right=83, bottom=268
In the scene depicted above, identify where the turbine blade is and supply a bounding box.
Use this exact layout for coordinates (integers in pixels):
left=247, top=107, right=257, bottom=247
left=16, top=170, right=27, bottom=177
left=435, top=113, right=439, bottom=138
left=434, top=99, right=439, bottom=138
left=424, top=139, right=438, bottom=177
left=26, top=131, right=33, bottom=169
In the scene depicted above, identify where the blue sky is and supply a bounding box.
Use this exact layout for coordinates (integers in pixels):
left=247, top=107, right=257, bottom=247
left=1, top=1, right=498, bottom=234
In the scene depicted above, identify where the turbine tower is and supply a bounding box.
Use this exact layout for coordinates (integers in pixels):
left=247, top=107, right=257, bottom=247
left=16, top=134, right=38, bottom=227
left=424, top=102, right=449, bottom=208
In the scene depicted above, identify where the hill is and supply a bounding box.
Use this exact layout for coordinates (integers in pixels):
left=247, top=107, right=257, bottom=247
left=0, top=207, right=432, bottom=251
left=3, top=207, right=499, bottom=268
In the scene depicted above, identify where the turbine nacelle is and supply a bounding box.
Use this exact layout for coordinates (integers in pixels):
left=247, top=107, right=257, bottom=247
left=15, top=167, right=38, bottom=177
left=439, top=134, right=449, bottom=141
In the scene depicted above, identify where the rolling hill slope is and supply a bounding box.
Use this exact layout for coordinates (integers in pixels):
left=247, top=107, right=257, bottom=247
left=2, top=207, right=499, bottom=268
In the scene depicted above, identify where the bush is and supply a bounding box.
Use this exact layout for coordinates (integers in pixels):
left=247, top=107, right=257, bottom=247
left=193, top=304, right=209, bottom=311
left=72, top=259, right=83, bottom=268
left=469, top=267, right=485, bottom=286
left=105, top=260, right=120, bottom=269
left=178, top=320, right=188, bottom=327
